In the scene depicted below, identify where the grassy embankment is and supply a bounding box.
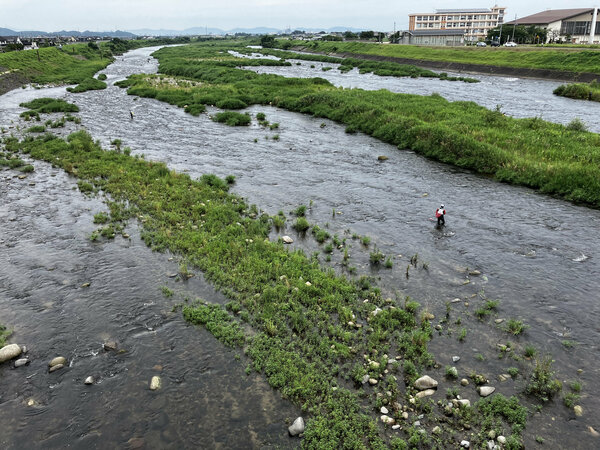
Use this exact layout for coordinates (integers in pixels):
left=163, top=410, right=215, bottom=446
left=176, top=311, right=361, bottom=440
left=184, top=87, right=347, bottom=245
left=5, top=129, right=543, bottom=448
left=0, top=37, right=190, bottom=94
left=287, top=40, right=600, bottom=74
left=117, top=43, right=600, bottom=208
left=554, top=80, right=600, bottom=102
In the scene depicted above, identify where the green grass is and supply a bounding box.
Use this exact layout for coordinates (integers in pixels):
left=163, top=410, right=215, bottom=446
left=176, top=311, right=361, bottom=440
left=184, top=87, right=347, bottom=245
left=67, top=77, right=107, bottom=93
left=289, top=40, right=600, bottom=74
left=20, top=98, right=79, bottom=114
left=0, top=325, right=11, bottom=347
left=115, top=42, right=600, bottom=209
left=211, top=111, right=251, bottom=126
left=554, top=80, right=600, bottom=102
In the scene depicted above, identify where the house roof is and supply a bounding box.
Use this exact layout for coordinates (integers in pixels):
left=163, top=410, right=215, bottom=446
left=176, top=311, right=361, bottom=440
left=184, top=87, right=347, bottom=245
left=506, top=8, right=595, bottom=25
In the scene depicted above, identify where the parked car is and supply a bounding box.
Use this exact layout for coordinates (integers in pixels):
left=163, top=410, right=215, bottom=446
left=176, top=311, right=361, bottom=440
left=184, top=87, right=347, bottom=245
left=476, top=41, right=487, bottom=47
left=490, top=41, right=500, bottom=47
left=504, top=41, right=517, bottom=47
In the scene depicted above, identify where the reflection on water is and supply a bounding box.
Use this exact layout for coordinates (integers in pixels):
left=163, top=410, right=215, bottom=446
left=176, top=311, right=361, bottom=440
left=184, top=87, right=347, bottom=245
left=1, top=46, right=599, bottom=448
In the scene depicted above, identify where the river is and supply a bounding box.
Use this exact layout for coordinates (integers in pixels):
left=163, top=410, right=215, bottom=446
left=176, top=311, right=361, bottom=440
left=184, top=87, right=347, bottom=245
left=1, top=46, right=599, bottom=448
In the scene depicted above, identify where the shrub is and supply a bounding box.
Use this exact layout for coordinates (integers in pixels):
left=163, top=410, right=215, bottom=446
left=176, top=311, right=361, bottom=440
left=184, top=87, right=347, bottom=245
left=292, top=217, right=309, bottom=232
left=212, top=111, right=251, bottom=126
left=526, top=355, right=562, bottom=402
left=67, top=77, right=107, bottom=93
left=98, top=73, right=107, bottom=81
left=566, top=118, right=587, bottom=132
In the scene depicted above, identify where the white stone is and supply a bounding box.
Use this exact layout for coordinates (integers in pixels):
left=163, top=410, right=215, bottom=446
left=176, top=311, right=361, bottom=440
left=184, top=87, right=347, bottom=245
left=380, top=406, right=389, bottom=414
left=288, top=417, right=305, bottom=436
left=478, top=386, right=496, bottom=397
left=49, top=356, right=66, bottom=367
left=497, top=436, right=506, bottom=444
left=452, top=356, right=461, bottom=362
left=460, top=440, right=470, bottom=448
left=574, top=405, right=583, bottom=417
left=380, top=415, right=395, bottom=425
left=84, top=376, right=94, bottom=385
left=0, top=344, right=22, bottom=363
left=461, top=378, right=469, bottom=386
left=282, top=236, right=293, bottom=244
left=150, top=376, right=161, bottom=390
left=432, top=426, right=441, bottom=434
left=415, top=389, right=436, bottom=399
left=414, top=375, right=438, bottom=390
left=402, top=412, right=409, bottom=419
left=368, top=378, right=378, bottom=385
left=14, top=358, right=29, bottom=367
left=457, top=399, right=471, bottom=408
left=392, top=424, right=401, bottom=430
left=370, top=361, right=380, bottom=370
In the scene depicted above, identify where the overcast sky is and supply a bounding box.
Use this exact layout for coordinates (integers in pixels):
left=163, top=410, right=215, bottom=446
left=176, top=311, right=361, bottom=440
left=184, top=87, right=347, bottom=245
left=0, top=1, right=585, bottom=31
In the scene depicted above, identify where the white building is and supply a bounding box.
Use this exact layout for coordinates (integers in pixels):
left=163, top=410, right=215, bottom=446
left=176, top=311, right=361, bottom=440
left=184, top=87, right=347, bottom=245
left=506, top=8, right=599, bottom=44
left=409, top=5, right=506, bottom=42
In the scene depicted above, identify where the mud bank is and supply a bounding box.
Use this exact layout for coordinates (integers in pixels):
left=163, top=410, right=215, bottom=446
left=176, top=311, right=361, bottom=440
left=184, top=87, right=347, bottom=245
left=293, top=47, right=600, bottom=82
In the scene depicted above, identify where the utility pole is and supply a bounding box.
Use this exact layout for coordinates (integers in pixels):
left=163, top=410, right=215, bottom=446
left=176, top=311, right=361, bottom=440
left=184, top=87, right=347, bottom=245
left=511, top=14, right=517, bottom=43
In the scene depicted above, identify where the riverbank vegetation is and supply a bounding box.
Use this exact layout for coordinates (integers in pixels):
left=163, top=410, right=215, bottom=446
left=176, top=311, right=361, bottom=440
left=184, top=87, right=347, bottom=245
left=0, top=37, right=197, bottom=94
left=237, top=47, right=479, bottom=82
left=284, top=40, right=600, bottom=75
left=118, top=42, right=600, bottom=208
left=6, top=130, right=565, bottom=447
left=67, top=77, right=107, bottom=93
left=554, top=80, right=600, bottom=102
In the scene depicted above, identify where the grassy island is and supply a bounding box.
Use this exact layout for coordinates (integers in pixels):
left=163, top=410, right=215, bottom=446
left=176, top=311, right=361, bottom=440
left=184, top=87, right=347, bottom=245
left=116, top=42, right=600, bottom=208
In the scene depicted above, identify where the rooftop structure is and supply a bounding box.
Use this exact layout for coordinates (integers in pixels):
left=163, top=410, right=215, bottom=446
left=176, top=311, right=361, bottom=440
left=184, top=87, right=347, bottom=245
left=506, top=8, right=599, bottom=43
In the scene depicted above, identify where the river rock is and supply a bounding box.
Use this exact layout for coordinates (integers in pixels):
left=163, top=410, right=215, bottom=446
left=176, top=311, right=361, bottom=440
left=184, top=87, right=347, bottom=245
left=587, top=426, right=599, bottom=437
left=150, top=376, right=161, bottom=390
left=370, top=361, right=380, bottom=370
left=49, top=363, right=64, bottom=373
left=416, top=389, right=436, bottom=399
left=380, top=415, right=395, bottom=425
left=48, top=356, right=66, bottom=367
left=423, top=312, right=435, bottom=321
left=362, top=374, right=370, bottom=384
left=460, top=440, right=470, bottom=448
left=432, top=426, right=441, bottom=434
left=392, top=424, right=401, bottom=430
left=368, top=378, right=378, bottom=385
left=402, top=411, right=409, bottom=420
left=84, top=376, right=94, bottom=385
left=574, top=405, right=583, bottom=416
left=478, top=386, right=496, bottom=397
left=497, top=436, right=506, bottom=444
left=414, top=375, right=438, bottom=390
left=282, top=236, right=293, bottom=244
left=457, top=399, right=471, bottom=408
left=288, top=416, right=304, bottom=436
left=452, top=356, right=461, bottom=362
left=0, top=344, right=22, bottom=363
left=380, top=406, right=389, bottom=414
left=377, top=155, right=389, bottom=161
left=103, top=341, right=118, bottom=351
left=14, top=358, right=29, bottom=367
left=469, top=270, right=481, bottom=276
left=461, top=378, right=469, bottom=386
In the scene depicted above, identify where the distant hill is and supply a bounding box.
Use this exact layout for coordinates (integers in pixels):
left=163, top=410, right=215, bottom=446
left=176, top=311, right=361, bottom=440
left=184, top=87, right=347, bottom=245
left=0, top=27, right=136, bottom=37
left=126, top=26, right=366, bottom=36
left=1, top=25, right=368, bottom=38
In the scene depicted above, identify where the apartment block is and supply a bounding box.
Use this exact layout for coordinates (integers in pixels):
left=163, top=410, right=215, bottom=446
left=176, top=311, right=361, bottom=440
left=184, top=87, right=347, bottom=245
left=409, top=5, right=506, bottom=42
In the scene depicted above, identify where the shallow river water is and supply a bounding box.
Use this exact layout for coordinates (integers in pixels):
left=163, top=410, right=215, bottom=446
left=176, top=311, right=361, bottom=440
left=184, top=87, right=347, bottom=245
left=1, top=46, right=599, bottom=448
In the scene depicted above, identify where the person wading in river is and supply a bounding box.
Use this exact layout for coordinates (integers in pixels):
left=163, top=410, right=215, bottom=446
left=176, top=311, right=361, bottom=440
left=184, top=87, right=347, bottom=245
left=435, top=204, right=446, bottom=227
